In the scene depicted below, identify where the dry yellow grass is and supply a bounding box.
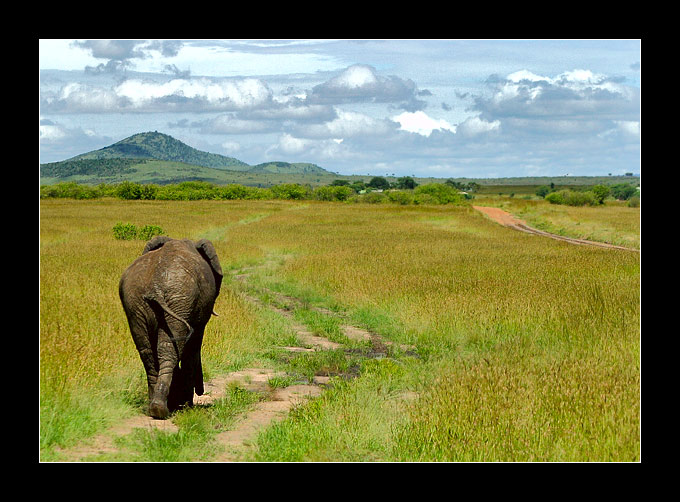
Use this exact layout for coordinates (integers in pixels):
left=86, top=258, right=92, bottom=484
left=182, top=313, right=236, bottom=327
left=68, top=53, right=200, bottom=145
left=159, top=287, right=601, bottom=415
left=40, top=199, right=640, bottom=461
left=478, top=197, right=641, bottom=249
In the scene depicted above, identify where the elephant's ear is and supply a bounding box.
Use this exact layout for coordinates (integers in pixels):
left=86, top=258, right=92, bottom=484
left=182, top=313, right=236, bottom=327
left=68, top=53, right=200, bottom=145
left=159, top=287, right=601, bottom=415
left=142, top=235, right=172, bottom=255
left=195, top=239, right=223, bottom=293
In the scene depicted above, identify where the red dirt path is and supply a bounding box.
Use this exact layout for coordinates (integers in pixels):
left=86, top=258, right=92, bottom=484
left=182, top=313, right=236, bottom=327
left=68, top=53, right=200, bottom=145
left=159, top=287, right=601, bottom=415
left=472, top=206, right=638, bottom=252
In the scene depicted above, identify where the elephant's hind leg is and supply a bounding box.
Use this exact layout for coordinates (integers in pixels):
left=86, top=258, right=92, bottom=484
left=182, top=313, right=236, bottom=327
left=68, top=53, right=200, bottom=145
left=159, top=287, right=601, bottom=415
left=149, top=318, right=191, bottom=419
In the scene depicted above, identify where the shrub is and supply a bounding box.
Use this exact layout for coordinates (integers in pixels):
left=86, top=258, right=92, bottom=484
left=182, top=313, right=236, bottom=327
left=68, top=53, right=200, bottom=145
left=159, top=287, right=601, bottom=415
left=270, top=183, right=311, bottom=200
left=563, top=190, right=598, bottom=207
left=414, top=183, right=467, bottom=204
left=138, top=225, right=165, bottom=241
left=40, top=182, right=101, bottom=199
left=387, top=190, right=415, bottom=205
left=113, top=222, right=165, bottom=240
left=396, top=176, right=417, bottom=189
left=361, top=192, right=387, bottom=204
left=535, top=185, right=551, bottom=198
left=217, top=184, right=251, bottom=200
left=627, top=195, right=640, bottom=208
left=113, top=222, right=139, bottom=240
left=349, top=181, right=366, bottom=193
left=314, top=185, right=353, bottom=201
left=591, top=184, right=610, bottom=205
left=545, top=192, right=565, bottom=205
left=546, top=189, right=599, bottom=207
left=413, top=193, right=437, bottom=205
left=368, top=176, right=390, bottom=190
left=610, top=183, right=638, bottom=201
left=116, top=181, right=143, bottom=200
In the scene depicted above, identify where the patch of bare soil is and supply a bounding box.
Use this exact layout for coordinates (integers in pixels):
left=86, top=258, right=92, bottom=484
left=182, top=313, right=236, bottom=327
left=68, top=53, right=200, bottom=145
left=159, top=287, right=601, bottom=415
left=472, top=206, right=638, bottom=251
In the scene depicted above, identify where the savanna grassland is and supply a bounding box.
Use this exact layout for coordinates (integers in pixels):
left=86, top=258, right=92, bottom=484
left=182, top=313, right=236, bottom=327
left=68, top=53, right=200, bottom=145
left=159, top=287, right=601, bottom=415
left=475, top=196, right=641, bottom=250
left=40, top=198, right=640, bottom=461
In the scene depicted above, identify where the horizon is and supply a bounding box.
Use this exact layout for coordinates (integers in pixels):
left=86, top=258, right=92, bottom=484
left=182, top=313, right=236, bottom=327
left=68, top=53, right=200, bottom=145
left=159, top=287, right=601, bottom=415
left=40, top=40, right=641, bottom=178
left=41, top=129, right=640, bottom=181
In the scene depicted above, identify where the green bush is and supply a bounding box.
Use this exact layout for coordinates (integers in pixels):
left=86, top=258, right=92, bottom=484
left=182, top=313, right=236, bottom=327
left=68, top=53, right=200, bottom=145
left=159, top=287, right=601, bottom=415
left=217, top=184, right=251, bottom=200
left=314, top=185, right=353, bottom=201
left=546, top=189, right=599, bottom=207
left=591, top=184, right=610, bottom=205
left=414, top=183, right=466, bottom=204
left=545, top=192, right=565, bottom=205
left=113, top=222, right=139, bottom=240
left=40, top=182, right=101, bottom=199
left=413, top=193, right=437, bottom=205
left=368, top=176, right=390, bottom=190
left=116, top=181, right=158, bottom=200
left=387, top=190, right=415, bottom=205
left=396, top=176, right=418, bottom=189
left=113, top=222, right=165, bottom=240
left=535, top=185, right=551, bottom=198
left=627, top=195, right=640, bottom=207
left=270, top=183, right=310, bottom=200
left=361, top=192, right=388, bottom=204
left=610, top=183, right=638, bottom=201
left=138, top=225, right=165, bottom=241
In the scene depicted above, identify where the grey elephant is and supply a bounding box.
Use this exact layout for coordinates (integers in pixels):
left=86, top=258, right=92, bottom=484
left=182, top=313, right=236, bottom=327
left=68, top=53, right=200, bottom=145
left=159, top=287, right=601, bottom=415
left=119, top=236, right=223, bottom=419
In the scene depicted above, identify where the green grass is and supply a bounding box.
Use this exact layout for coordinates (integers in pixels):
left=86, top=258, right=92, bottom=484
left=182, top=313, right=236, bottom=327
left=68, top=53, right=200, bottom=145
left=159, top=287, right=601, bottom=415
left=40, top=198, right=640, bottom=461
left=475, top=196, right=640, bottom=249
left=79, top=385, right=262, bottom=462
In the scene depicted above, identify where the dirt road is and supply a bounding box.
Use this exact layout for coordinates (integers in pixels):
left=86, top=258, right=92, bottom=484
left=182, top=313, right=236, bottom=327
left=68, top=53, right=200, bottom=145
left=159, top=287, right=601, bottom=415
left=472, top=206, right=638, bottom=251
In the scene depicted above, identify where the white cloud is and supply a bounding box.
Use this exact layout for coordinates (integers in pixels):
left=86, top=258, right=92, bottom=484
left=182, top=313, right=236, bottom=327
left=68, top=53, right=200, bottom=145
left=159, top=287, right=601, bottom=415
left=205, top=114, right=275, bottom=134
left=221, top=140, right=241, bottom=153
left=276, top=133, right=308, bottom=154
left=39, top=123, right=67, bottom=141
left=507, top=70, right=549, bottom=83
left=391, top=111, right=456, bottom=136
left=331, top=64, right=379, bottom=89
left=457, top=116, right=501, bottom=136
left=55, top=83, right=121, bottom=112
left=268, top=133, right=348, bottom=160
left=114, top=77, right=273, bottom=109
left=298, top=109, right=395, bottom=139
left=615, top=120, right=641, bottom=138
left=307, top=64, right=418, bottom=105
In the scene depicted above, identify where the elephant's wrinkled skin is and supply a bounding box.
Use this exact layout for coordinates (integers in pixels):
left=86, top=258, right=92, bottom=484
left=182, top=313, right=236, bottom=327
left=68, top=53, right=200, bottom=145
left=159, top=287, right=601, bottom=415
left=119, top=236, right=222, bottom=419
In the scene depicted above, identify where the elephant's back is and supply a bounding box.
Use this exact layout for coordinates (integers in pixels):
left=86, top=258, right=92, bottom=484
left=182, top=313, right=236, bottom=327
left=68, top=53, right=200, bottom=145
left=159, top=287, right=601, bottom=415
left=123, top=241, right=215, bottom=306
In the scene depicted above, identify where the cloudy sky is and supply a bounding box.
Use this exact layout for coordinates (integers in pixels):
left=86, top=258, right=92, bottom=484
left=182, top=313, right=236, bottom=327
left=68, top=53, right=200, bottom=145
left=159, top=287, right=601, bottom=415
left=39, top=39, right=641, bottom=178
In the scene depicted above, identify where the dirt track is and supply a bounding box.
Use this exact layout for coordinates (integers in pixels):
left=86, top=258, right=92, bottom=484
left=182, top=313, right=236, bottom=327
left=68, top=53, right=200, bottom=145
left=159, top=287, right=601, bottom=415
left=56, top=258, right=411, bottom=462
left=473, top=206, right=639, bottom=252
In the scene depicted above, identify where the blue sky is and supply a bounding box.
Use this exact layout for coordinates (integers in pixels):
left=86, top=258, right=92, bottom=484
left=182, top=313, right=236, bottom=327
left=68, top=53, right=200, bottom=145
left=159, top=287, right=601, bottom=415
left=39, top=39, right=641, bottom=178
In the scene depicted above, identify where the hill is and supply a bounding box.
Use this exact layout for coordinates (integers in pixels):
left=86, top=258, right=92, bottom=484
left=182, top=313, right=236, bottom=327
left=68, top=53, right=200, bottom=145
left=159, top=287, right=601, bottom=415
left=39, top=131, right=640, bottom=189
left=249, top=162, right=329, bottom=175
left=40, top=132, right=341, bottom=186
left=69, top=131, right=250, bottom=170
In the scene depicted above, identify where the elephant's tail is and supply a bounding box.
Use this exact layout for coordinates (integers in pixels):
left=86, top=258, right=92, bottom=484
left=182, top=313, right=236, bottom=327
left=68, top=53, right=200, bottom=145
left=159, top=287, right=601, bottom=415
left=142, top=292, right=194, bottom=345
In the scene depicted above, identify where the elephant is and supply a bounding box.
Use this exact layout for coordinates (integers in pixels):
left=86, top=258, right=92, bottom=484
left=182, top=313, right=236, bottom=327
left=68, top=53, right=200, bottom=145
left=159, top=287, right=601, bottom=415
left=119, top=236, right=223, bottom=419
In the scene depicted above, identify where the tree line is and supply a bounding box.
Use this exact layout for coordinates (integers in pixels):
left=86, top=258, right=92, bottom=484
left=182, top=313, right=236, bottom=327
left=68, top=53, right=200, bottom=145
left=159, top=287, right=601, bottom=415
left=40, top=178, right=470, bottom=206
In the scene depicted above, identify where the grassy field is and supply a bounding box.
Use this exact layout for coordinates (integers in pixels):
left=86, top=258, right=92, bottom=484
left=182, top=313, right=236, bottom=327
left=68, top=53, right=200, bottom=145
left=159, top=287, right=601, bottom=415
left=39, top=198, right=640, bottom=461
left=474, top=196, right=641, bottom=250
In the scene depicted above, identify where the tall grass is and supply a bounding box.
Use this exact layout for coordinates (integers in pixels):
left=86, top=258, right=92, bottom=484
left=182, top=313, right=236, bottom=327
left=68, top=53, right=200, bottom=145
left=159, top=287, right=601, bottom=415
left=230, top=202, right=640, bottom=461
left=478, top=197, right=641, bottom=249
left=40, top=199, right=640, bottom=461
left=39, top=199, right=293, bottom=456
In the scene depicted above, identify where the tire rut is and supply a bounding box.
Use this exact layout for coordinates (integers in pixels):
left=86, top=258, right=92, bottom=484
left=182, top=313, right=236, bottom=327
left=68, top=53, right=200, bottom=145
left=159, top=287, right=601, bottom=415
left=473, top=205, right=639, bottom=252
left=56, top=255, right=402, bottom=462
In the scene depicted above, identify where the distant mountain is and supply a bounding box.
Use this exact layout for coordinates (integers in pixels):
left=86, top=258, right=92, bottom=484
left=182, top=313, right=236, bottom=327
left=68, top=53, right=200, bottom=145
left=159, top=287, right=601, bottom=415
left=68, top=131, right=250, bottom=170
left=40, top=131, right=338, bottom=185
left=249, top=161, right=330, bottom=175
